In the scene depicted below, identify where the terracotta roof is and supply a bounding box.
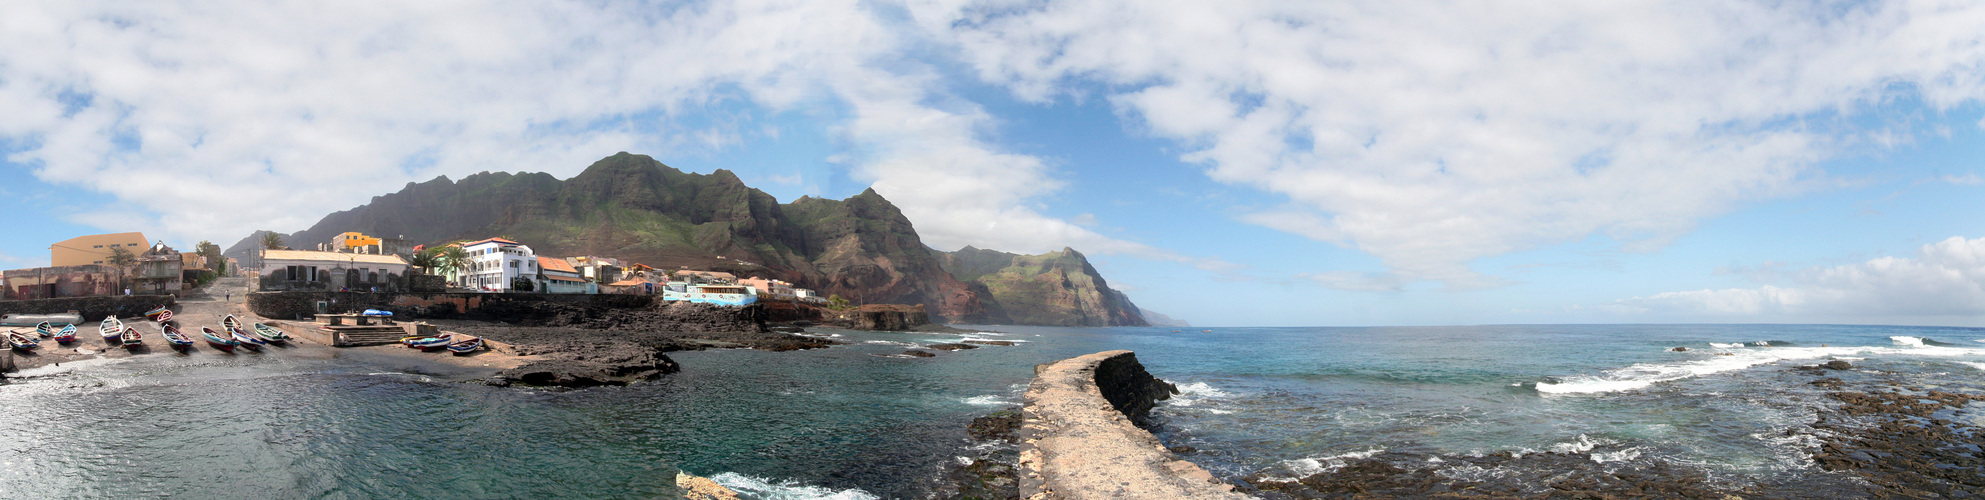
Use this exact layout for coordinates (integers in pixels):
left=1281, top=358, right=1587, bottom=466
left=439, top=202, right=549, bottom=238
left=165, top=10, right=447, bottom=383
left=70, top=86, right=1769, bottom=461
left=463, top=237, right=523, bottom=247
left=262, top=249, right=408, bottom=266
left=537, top=256, right=579, bottom=274
left=545, top=275, right=588, bottom=282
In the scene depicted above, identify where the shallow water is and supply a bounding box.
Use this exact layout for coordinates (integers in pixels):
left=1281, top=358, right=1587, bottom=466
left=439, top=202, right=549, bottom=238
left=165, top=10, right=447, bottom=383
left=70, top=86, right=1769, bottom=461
left=2, top=324, right=1982, bottom=498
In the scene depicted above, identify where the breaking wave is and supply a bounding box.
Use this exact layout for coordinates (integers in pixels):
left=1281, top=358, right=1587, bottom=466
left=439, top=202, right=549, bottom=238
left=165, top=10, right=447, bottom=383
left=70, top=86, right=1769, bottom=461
left=707, top=472, right=878, bottom=500
left=1537, top=340, right=1980, bottom=394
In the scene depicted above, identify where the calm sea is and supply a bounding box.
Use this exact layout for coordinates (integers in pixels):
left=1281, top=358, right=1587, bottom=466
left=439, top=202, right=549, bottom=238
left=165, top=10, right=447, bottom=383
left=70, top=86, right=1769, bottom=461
left=2, top=324, right=1982, bottom=498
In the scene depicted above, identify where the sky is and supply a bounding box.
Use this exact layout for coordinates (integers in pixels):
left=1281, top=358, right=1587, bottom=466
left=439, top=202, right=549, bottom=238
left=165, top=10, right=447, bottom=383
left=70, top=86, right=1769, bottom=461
left=3, top=1, right=1984, bottom=327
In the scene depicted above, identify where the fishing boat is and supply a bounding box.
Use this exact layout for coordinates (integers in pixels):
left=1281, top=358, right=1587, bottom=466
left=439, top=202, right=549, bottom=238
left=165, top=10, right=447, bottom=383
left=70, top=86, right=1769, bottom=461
left=8, top=330, right=39, bottom=350
left=35, top=321, right=52, bottom=337
left=251, top=323, right=290, bottom=343
left=143, top=305, right=169, bottom=318
left=52, top=324, right=77, bottom=343
left=120, top=323, right=143, bottom=347
left=101, top=316, right=125, bottom=343
left=201, top=327, right=237, bottom=352
left=222, top=314, right=243, bottom=334
left=402, top=333, right=452, bottom=350
left=446, top=335, right=483, bottom=354
left=154, top=309, right=173, bottom=323
left=160, top=323, right=194, bottom=351
left=231, top=328, right=267, bottom=351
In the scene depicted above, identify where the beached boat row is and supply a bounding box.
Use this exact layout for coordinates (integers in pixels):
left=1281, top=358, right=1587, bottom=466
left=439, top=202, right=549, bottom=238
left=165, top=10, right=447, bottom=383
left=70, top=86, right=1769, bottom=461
left=6, top=313, right=295, bottom=355
left=400, top=332, right=483, bottom=354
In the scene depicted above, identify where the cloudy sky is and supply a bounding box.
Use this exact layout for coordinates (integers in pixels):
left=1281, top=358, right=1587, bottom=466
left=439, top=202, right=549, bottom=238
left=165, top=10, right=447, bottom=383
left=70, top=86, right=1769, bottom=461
left=3, top=1, right=1983, bottom=327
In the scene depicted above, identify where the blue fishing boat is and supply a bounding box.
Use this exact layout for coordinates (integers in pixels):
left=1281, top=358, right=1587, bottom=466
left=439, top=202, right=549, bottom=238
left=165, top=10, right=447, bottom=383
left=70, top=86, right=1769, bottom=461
left=160, top=323, right=194, bottom=351
left=35, top=321, right=52, bottom=337
left=201, top=327, right=237, bottom=352
left=402, top=334, right=452, bottom=350
left=447, top=335, right=483, bottom=354
left=100, top=317, right=125, bottom=343
left=53, top=324, right=76, bottom=343
left=8, top=330, right=39, bottom=350
left=231, top=328, right=266, bottom=351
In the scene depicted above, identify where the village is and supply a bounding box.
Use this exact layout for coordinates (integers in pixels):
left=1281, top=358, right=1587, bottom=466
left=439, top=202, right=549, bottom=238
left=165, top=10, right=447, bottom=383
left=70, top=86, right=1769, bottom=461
left=1, top=231, right=835, bottom=308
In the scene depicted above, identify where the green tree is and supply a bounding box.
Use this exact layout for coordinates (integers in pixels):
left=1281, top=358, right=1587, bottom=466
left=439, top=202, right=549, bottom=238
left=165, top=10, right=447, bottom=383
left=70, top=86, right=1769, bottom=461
left=194, top=240, right=225, bottom=272
left=827, top=294, right=851, bottom=310
left=107, top=246, right=137, bottom=291
left=259, top=232, right=285, bottom=250
left=510, top=276, right=535, bottom=292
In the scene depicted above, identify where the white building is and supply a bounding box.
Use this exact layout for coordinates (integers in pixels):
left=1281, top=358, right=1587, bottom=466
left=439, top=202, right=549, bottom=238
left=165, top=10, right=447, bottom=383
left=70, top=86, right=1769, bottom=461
left=259, top=249, right=410, bottom=291
left=458, top=238, right=538, bottom=292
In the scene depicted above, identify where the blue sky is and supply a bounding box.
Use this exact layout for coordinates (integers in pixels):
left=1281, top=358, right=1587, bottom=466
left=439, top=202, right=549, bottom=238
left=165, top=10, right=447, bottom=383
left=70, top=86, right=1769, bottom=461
left=3, top=1, right=1984, bottom=327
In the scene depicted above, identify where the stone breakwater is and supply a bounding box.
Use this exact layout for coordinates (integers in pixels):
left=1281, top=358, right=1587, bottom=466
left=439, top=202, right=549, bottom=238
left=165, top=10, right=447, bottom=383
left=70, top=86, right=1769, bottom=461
left=1019, top=350, right=1248, bottom=499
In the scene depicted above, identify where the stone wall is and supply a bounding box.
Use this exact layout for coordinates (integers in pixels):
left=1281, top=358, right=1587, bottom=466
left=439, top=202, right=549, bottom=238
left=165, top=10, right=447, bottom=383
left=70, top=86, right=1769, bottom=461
left=1019, top=350, right=1246, bottom=499
left=0, top=294, right=177, bottom=322
left=246, top=291, right=656, bottom=320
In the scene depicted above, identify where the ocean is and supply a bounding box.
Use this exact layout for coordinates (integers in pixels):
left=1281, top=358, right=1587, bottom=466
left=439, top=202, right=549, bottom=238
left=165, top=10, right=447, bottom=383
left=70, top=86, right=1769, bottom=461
left=2, top=324, right=1982, bottom=498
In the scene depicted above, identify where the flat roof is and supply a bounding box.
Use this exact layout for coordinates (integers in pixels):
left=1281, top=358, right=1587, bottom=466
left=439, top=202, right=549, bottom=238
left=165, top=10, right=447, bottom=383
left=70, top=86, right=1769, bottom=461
left=262, top=249, right=408, bottom=266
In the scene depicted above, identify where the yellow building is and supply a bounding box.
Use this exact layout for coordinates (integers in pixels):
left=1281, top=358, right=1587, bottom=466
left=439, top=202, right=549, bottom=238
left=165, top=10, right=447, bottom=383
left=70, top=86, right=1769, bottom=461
left=332, top=232, right=384, bottom=253
left=50, top=232, right=149, bottom=267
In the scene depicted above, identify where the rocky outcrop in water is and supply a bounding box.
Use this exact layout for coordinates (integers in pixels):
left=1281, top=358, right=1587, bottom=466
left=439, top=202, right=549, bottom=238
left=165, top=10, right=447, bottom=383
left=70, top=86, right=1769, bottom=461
left=491, top=341, right=681, bottom=388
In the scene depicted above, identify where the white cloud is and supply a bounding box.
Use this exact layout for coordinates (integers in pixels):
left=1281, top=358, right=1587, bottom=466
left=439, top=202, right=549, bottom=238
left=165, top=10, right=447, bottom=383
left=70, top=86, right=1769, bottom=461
left=914, top=0, right=1985, bottom=289
left=0, top=1, right=1152, bottom=261
left=1621, top=236, right=1985, bottom=319
left=1945, top=174, right=1984, bottom=185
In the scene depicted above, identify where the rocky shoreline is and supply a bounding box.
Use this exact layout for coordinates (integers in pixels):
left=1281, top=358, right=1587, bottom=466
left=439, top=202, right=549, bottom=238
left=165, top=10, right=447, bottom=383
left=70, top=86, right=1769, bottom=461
left=1234, top=359, right=1985, bottom=499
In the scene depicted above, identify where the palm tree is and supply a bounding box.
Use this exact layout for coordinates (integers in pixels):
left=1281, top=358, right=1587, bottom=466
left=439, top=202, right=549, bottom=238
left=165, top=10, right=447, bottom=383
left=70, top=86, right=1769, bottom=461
left=259, top=232, right=285, bottom=250
left=436, top=244, right=470, bottom=286
left=107, top=246, right=136, bottom=292
left=407, top=248, right=440, bottom=275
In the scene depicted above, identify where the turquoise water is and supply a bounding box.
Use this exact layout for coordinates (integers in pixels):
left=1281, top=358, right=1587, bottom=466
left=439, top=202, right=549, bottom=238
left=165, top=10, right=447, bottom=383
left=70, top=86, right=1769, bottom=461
left=3, top=324, right=1984, bottom=498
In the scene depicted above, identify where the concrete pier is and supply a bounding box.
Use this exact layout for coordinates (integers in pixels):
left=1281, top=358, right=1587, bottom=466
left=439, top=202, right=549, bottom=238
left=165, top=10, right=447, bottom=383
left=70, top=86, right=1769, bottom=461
left=1018, top=350, right=1248, bottom=499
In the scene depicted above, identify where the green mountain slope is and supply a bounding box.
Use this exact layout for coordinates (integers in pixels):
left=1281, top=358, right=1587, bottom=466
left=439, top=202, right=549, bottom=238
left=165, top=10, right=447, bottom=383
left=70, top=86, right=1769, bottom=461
left=932, top=246, right=1150, bottom=327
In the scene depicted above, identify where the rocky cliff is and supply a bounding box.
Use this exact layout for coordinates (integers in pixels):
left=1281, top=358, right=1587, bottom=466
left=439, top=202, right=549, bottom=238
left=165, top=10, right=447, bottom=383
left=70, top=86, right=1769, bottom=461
left=227, top=152, right=1001, bottom=321
left=933, top=246, right=1149, bottom=327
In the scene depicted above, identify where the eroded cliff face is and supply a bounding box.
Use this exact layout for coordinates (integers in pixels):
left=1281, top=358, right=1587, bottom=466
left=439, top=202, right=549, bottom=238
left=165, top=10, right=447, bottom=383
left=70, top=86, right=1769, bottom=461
left=934, top=246, right=1150, bottom=327
left=227, top=152, right=990, bottom=322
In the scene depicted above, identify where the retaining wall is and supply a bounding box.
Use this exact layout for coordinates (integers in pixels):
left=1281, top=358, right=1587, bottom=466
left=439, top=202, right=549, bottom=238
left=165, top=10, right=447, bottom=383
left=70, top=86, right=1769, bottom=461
left=0, top=295, right=177, bottom=322
left=1019, top=350, right=1247, bottom=499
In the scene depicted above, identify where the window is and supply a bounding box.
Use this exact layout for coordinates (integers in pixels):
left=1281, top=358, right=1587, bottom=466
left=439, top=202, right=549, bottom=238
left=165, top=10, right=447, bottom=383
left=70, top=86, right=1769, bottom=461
left=94, top=245, right=103, bottom=248
left=510, top=261, right=519, bottom=269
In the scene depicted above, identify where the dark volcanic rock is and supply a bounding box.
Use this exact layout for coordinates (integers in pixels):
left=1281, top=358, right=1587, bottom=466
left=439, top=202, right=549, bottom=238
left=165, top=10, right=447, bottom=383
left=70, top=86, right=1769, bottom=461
left=937, top=407, right=1022, bottom=500
left=900, top=350, right=936, bottom=358
left=925, top=343, right=977, bottom=351
left=1671, top=346, right=1689, bottom=352
left=835, top=304, right=929, bottom=331
left=494, top=344, right=680, bottom=388
left=963, top=340, right=1015, bottom=346
left=1822, top=359, right=1853, bottom=370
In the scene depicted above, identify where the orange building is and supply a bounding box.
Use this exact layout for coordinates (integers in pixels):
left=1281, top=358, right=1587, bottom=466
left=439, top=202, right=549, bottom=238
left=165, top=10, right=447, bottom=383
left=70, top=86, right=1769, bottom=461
left=49, top=232, right=149, bottom=267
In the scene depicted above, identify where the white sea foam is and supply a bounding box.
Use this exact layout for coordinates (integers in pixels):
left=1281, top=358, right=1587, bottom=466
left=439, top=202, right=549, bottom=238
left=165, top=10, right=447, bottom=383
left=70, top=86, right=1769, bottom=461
left=1166, top=381, right=1232, bottom=407
left=861, top=340, right=917, bottom=347
left=1961, top=362, right=1985, bottom=371
left=1590, top=447, right=1644, bottom=463
left=962, top=395, right=1016, bottom=406
left=708, top=472, right=878, bottom=500
left=961, top=337, right=1028, bottom=343
left=1283, top=448, right=1385, bottom=476
left=1550, top=434, right=1606, bottom=454
left=1708, top=342, right=1743, bottom=349
left=1537, top=341, right=1981, bottom=394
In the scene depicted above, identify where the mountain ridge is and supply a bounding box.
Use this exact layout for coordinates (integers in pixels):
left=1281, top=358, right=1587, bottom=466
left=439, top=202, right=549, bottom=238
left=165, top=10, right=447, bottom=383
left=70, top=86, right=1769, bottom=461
left=227, top=152, right=1142, bottom=326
